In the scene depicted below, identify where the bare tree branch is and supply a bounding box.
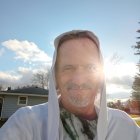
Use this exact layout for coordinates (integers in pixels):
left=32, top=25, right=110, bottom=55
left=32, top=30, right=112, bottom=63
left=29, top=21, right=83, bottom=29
left=32, top=71, right=49, bottom=89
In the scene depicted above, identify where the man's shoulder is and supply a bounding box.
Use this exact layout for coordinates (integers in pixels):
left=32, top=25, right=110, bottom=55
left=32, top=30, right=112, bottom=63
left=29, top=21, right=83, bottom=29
left=18, top=102, right=48, bottom=118
left=25, top=102, right=48, bottom=112
left=5, top=102, right=49, bottom=126
left=106, top=108, right=140, bottom=140
left=108, top=107, right=129, bottom=118
left=0, top=103, right=49, bottom=139
left=108, top=107, right=136, bottom=127
left=108, top=107, right=132, bottom=121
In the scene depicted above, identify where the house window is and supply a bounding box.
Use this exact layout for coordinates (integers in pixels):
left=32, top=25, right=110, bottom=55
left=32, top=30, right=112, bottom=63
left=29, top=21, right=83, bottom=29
left=18, top=96, right=28, bottom=105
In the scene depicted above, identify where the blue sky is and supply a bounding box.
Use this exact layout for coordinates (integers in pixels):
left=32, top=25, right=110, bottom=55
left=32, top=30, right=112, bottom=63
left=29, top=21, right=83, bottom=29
left=0, top=0, right=140, bottom=98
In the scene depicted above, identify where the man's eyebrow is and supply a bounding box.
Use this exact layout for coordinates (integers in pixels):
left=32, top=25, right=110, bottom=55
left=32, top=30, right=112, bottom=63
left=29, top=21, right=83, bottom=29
left=62, top=64, right=97, bottom=68
left=62, top=64, right=74, bottom=68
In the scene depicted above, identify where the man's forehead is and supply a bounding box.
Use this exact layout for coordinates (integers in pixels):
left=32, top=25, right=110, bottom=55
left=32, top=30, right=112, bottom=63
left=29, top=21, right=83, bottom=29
left=54, top=30, right=100, bottom=50
left=57, top=38, right=99, bottom=58
left=56, top=39, right=100, bottom=66
left=58, top=35, right=98, bottom=49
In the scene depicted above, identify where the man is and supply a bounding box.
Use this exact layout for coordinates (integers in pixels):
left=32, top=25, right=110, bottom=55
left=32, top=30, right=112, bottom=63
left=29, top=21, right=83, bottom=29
left=0, top=30, right=139, bottom=140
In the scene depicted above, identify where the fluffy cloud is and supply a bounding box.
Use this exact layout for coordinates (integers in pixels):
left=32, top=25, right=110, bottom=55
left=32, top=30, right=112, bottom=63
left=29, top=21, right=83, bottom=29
left=0, top=69, right=33, bottom=90
left=2, top=39, right=52, bottom=63
left=0, top=66, right=50, bottom=90
left=0, top=39, right=52, bottom=90
left=0, top=71, right=20, bottom=81
left=0, top=71, right=20, bottom=89
left=107, top=75, right=133, bottom=88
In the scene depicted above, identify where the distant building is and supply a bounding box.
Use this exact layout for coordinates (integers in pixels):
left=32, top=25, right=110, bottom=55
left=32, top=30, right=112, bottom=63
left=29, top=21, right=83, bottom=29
left=129, top=98, right=140, bottom=115
left=0, top=86, right=48, bottom=126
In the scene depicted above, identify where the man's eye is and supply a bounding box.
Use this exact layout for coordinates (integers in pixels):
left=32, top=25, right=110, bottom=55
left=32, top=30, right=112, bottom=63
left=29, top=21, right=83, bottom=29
left=85, top=65, right=97, bottom=71
left=63, top=66, right=74, bottom=71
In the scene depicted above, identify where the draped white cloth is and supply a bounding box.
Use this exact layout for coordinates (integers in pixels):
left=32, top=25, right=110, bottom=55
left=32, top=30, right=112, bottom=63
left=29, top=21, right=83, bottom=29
left=0, top=103, right=139, bottom=140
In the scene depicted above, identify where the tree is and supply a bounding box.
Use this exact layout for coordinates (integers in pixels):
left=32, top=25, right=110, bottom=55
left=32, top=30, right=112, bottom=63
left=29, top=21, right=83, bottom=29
left=132, top=72, right=140, bottom=99
left=0, top=84, right=3, bottom=91
left=131, top=22, right=140, bottom=100
left=134, top=29, right=140, bottom=55
left=32, top=71, right=49, bottom=89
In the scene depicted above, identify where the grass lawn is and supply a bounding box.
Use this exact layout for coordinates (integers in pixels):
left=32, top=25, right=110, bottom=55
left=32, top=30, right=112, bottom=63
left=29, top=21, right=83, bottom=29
left=130, top=114, right=140, bottom=126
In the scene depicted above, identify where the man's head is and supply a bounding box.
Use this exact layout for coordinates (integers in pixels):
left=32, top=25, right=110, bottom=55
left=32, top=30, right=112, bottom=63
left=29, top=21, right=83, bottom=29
left=55, top=31, right=103, bottom=119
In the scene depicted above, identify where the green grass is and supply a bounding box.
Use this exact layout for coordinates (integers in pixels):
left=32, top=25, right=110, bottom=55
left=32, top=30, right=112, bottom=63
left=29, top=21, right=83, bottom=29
left=130, top=114, right=140, bottom=126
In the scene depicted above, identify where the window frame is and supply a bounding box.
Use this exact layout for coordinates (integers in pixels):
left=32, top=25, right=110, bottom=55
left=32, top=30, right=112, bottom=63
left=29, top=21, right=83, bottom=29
left=17, top=96, right=28, bottom=106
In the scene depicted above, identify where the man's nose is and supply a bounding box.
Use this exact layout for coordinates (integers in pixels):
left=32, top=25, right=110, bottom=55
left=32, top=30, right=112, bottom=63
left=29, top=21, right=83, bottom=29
left=71, top=67, right=88, bottom=84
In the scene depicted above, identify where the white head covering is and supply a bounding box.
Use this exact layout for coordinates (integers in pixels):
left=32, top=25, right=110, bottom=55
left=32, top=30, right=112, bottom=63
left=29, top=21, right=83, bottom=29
left=48, top=30, right=108, bottom=140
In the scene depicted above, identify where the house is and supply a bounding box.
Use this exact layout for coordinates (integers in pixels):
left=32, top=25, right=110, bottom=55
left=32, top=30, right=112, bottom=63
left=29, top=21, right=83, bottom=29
left=0, top=86, right=48, bottom=126
left=129, top=98, right=140, bottom=115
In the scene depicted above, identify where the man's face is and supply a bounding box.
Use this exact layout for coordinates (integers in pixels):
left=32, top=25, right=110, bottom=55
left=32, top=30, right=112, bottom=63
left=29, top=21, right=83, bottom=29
left=56, top=38, right=102, bottom=114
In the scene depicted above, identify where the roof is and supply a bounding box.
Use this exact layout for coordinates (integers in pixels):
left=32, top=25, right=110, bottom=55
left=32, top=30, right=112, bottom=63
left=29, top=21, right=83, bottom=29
left=0, top=87, right=48, bottom=97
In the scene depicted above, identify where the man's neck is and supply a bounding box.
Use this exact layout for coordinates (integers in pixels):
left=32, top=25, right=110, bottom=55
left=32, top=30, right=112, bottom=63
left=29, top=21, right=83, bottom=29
left=60, top=103, right=97, bottom=121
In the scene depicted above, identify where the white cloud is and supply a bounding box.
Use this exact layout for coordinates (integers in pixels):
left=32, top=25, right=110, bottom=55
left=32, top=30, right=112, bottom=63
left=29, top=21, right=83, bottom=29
left=106, top=75, right=133, bottom=88
left=106, top=83, right=131, bottom=94
left=0, top=68, right=32, bottom=88
left=17, top=67, right=33, bottom=74
left=0, top=65, right=50, bottom=90
left=0, top=39, right=52, bottom=89
left=0, top=71, right=20, bottom=89
left=0, top=48, right=5, bottom=56
left=0, top=71, right=20, bottom=81
left=2, top=39, right=52, bottom=63
left=106, top=83, right=132, bottom=99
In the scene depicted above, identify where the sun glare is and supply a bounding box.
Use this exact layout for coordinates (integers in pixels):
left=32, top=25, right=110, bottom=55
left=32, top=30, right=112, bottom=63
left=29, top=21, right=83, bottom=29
left=104, top=61, right=137, bottom=98
left=104, top=61, right=137, bottom=79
